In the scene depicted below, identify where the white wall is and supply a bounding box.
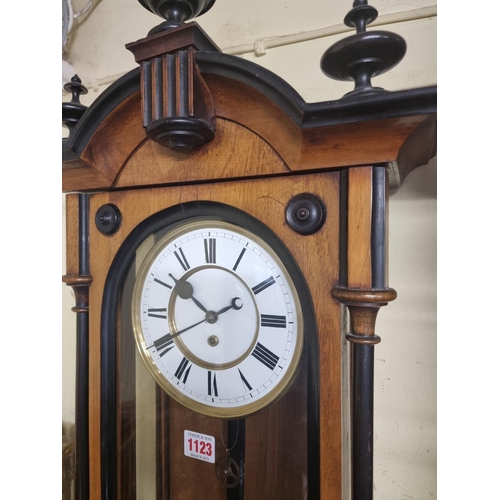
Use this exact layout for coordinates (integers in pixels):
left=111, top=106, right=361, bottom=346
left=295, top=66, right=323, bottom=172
left=62, top=1, right=437, bottom=498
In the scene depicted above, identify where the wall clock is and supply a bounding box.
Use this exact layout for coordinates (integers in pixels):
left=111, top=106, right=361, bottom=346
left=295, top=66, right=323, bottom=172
left=62, top=1, right=437, bottom=499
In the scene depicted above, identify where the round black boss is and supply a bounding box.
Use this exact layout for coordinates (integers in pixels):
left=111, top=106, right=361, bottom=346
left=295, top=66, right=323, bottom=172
left=285, top=193, right=326, bottom=235
left=95, top=204, right=122, bottom=235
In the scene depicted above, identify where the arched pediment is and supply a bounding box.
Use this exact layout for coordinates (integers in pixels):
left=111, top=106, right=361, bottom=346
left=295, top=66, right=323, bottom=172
left=62, top=51, right=436, bottom=192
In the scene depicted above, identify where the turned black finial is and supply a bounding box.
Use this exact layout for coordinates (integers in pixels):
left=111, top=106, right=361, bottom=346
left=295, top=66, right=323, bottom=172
left=62, top=75, right=88, bottom=132
left=139, top=0, right=215, bottom=34
left=320, top=0, right=406, bottom=98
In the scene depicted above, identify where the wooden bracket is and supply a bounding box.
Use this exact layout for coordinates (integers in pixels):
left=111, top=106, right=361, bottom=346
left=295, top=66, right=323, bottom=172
left=63, top=275, right=93, bottom=313
left=126, top=22, right=219, bottom=151
left=331, top=287, right=397, bottom=344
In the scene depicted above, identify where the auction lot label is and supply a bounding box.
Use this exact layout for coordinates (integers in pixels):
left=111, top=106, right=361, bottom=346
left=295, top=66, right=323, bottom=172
left=184, top=430, right=215, bottom=463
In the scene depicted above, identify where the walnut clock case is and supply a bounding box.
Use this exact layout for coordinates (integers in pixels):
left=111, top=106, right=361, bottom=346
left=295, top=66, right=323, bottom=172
left=62, top=1, right=437, bottom=500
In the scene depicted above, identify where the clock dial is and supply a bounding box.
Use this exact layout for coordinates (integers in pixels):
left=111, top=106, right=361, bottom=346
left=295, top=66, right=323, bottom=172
left=132, top=219, right=304, bottom=418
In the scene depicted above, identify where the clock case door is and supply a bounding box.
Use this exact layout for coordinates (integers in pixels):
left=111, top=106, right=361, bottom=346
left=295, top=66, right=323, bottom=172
left=104, top=199, right=322, bottom=500
left=63, top=42, right=436, bottom=500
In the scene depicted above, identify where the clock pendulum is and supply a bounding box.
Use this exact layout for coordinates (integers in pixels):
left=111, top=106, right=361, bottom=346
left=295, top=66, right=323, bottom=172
left=62, top=1, right=436, bottom=499
left=215, top=420, right=241, bottom=489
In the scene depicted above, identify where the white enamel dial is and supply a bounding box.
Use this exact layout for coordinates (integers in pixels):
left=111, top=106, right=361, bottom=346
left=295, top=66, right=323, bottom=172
left=132, top=218, right=303, bottom=418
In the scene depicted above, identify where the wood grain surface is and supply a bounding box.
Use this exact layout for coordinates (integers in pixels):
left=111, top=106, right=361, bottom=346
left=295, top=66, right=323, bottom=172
left=62, top=83, right=435, bottom=193
left=73, top=171, right=343, bottom=499
left=347, top=167, right=373, bottom=289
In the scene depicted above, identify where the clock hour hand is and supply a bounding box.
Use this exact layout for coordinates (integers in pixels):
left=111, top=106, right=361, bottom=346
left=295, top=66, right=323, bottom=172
left=216, top=297, right=243, bottom=316
left=169, top=273, right=208, bottom=313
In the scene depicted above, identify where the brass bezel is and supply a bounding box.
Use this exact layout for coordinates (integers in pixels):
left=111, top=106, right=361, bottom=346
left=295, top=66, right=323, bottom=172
left=132, top=218, right=304, bottom=419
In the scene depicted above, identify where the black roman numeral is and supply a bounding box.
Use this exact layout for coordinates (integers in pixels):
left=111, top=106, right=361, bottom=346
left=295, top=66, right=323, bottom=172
left=251, top=342, right=280, bottom=371
left=147, top=307, right=167, bottom=319
left=261, top=314, right=287, bottom=328
left=232, top=248, right=246, bottom=271
left=152, top=333, right=175, bottom=357
left=174, top=357, right=192, bottom=383
left=204, top=238, right=216, bottom=264
left=174, top=248, right=190, bottom=271
left=153, top=276, right=172, bottom=289
left=208, top=371, right=218, bottom=397
left=252, top=276, right=276, bottom=295
left=238, top=369, right=253, bottom=392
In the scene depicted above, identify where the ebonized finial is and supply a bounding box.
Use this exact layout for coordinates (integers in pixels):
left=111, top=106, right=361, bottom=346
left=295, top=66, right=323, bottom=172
left=320, top=0, right=406, bottom=98
left=62, top=75, right=88, bottom=133
left=139, top=0, right=215, bottom=34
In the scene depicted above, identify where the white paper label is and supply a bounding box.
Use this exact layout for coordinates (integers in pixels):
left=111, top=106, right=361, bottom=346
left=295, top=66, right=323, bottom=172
left=184, top=430, right=216, bottom=463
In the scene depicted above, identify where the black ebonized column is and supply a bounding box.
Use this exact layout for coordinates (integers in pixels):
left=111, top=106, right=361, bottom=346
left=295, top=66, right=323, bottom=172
left=63, top=194, right=92, bottom=500
left=75, top=194, right=91, bottom=500
left=351, top=344, right=375, bottom=500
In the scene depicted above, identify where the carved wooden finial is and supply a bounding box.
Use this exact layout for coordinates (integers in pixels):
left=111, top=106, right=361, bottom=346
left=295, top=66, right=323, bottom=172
left=139, top=0, right=215, bottom=34
left=320, top=0, right=406, bottom=98
left=62, top=75, right=88, bottom=132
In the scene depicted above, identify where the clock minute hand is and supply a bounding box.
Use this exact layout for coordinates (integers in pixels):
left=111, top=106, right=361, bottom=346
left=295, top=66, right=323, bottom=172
left=148, top=317, right=207, bottom=350
left=171, top=317, right=207, bottom=338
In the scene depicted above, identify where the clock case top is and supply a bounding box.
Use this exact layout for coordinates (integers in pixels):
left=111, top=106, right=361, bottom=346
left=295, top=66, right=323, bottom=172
left=62, top=21, right=436, bottom=193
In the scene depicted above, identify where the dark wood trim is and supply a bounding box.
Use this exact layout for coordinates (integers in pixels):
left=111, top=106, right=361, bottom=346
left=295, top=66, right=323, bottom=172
left=62, top=194, right=91, bottom=500
left=63, top=54, right=436, bottom=171
left=350, top=344, right=375, bottom=500
left=371, top=167, right=387, bottom=289
left=196, top=52, right=437, bottom=128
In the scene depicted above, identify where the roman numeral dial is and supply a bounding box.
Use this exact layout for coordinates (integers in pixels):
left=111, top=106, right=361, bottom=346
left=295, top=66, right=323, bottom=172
left=252, top=342, right=280, bottom=371
left=204, top=238, right=216, bottom=263
left=175, top=357, right=192, bottom=384
left=252, top=276, right=276, bottom=295
left=147, top=307, right=167, bottom=319
left=208, top=371, right=218, bottom=397
left=132, top=218, right=303, bottom=419
left=261, top=314, right=287, bottom=328
left=151, top=333, right=176, bottom=357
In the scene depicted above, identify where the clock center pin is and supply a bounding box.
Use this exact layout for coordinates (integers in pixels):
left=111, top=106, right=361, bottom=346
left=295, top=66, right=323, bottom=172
left=206, top=310, right=218, bottom=324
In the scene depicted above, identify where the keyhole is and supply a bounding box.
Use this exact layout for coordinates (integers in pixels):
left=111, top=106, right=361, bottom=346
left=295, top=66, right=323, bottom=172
left=208, top=335, right=219, bottom=347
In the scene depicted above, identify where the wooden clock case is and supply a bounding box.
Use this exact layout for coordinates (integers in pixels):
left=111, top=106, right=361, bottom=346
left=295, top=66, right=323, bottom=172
left=62, top=13, right=437, bottom=500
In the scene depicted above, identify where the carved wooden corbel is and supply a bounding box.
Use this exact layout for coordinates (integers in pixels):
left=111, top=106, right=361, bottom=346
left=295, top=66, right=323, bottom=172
left=126, top=15, right=220, bottom=151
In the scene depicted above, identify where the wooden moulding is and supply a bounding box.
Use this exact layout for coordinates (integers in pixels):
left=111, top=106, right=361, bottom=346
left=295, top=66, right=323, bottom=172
left=62, top=275, right=93, bottom=313
left=125, top=22, right=221, bottom=62
left=331, top=287, right=398, bottom=345
left=62, top=53, right=436, bottom=193
left=126, top=23, right=218, bottom=151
